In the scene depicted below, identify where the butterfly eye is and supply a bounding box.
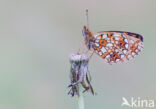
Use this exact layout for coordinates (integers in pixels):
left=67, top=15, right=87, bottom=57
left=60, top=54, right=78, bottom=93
left=85, top=30, right=89, bottom=35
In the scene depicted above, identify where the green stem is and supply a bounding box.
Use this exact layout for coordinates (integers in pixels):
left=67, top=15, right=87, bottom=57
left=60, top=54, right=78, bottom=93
left=78, top=85, right=85, bottom=109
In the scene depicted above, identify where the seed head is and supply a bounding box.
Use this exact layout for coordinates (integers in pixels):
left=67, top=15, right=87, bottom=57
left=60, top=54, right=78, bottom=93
left=68, top=53, right=95, bottom=97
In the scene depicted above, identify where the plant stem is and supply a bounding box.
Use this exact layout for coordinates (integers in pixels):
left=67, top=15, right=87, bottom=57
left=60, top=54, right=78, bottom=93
left=78, top=85, right=85, bottom=109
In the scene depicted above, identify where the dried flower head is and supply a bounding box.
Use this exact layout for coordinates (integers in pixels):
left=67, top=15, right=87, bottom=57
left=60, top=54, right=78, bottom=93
left=68, top=53, right=95, bottom=97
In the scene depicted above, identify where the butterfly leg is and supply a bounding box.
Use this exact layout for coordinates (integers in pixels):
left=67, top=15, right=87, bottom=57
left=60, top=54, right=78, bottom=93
left=79, top=40, right=89, bottom=54
left=89, top=50, right=95, bottom=60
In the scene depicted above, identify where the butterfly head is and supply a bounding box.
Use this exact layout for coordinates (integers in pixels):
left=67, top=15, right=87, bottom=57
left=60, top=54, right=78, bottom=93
left=82, top=26, right=92, bottom=37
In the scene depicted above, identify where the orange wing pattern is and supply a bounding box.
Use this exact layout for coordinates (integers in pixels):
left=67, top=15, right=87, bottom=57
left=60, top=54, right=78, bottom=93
left=93, top=31, right=143, bottom=64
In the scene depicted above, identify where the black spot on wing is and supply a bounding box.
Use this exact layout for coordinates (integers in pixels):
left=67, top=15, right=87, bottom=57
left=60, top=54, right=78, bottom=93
left=135, top=34, right=144, bottom=42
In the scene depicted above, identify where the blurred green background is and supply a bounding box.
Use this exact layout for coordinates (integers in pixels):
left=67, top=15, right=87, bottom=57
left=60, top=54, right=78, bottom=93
left=0, top=0, right=156, bottom=109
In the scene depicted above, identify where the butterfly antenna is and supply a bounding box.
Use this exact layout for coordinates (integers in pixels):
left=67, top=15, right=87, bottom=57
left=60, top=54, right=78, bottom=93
left=86, top=8, right=89, bottom=29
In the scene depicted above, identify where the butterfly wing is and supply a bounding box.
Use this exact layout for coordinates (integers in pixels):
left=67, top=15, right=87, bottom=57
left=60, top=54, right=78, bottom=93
left=93, top=31, right=143, bottom=64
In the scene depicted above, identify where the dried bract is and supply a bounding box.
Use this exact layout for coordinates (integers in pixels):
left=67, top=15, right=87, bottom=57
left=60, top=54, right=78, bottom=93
left=68, top=53, right=95, bottom=97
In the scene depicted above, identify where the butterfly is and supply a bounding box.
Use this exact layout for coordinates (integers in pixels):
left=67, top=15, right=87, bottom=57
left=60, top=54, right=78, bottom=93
left=82, top=9, right=143, bottom=64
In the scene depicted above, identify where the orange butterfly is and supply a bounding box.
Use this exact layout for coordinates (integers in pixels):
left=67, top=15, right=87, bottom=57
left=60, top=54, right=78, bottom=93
left=82, top=9, right=143, bottom=64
